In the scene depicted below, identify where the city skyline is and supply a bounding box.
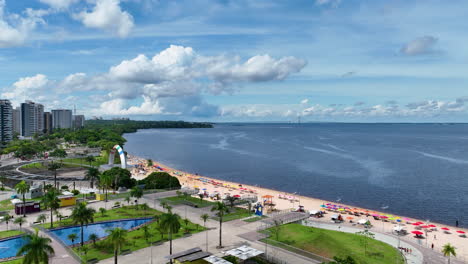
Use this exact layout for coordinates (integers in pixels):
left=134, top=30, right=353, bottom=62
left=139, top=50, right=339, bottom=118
left=1, top=0, right=468, bottom=122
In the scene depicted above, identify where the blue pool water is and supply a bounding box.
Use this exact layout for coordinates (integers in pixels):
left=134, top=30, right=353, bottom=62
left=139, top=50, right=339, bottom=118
left=0, top=236, right=28, bottom=259
left=50, top=218, right=152, bottom=245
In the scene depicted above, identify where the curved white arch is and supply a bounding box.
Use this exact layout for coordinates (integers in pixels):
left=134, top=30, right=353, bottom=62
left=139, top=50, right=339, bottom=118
left=108, top=145, right=127, bottom=169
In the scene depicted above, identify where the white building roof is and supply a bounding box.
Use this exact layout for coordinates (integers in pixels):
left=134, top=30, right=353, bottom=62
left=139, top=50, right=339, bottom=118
left=225, top=245, right=264, bottom=260
left=203, top=256, right=233, bottom=264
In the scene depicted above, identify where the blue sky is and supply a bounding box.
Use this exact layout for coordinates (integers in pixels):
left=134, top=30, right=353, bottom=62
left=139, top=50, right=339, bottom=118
left=1, top=0, right=468, bottom=122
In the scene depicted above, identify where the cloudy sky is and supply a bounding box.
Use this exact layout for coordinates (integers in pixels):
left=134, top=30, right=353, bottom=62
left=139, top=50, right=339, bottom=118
left=1, top=0, right=468, bottom=122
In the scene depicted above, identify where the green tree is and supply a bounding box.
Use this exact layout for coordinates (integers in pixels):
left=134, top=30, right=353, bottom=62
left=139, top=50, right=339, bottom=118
left=3, top=214, right=12, bottom=231
left=68, top=233, right=78, bottom=245
left=0, top=174, right=6, bottom=189
left=160, top=201, right=168, bottom=211
left=142, top=225, right=151, bottom=242
left=160, top=212, right=181, bottom=264
left=147, top=159, right=153, bottom=167
left=47, top=162, right=62, bottom=189
left=85, top=155, right=96, bottom=167
left=140, top=203, right=150, bottom=215
left=124, top=196, right=131, bottom=205
left=100, top=172, right=113, bottom=202
left=355, top=230, right=375, bottom=255
left=201, top=213, right=209, bottom=251
left=226, top=196, right=237, bottom=208
left=107, top=228, right=128, bottom=264
left=442, top=243, right=457, bottom=264
left=70, top=202, right=96, bottom=246
left=16, top=229, right=54, bottom=264
left=36, top=214, right=47, bottom=225
left=99, top=207, right=106, bottom=217
left=42, top=189, right=60, bottom=228
left=15, top=180, right=30, bottom=217
left=85, top=167, right=100, bottom=189
left=211, top=202, right=229, bottom=248
left=138, top=172, right=181, bottom=190
left=14, top=216, right=26, bottom=231
left=89, top=233, right=98, bottom=246
left=102, top=167, right=136, bottom=190
left=130, top=187, right=143, bottom=209
left=49, top=148, right=67, bottom=163
left=327, top=256, right=357, bottom=264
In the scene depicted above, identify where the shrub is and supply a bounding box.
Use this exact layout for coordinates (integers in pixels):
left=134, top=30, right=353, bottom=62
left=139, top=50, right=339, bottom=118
left=61, top=185, right=69, bottom=190
left=138, top=172, right=181, bottom=189
left=72, top=190, right=80, bottom=195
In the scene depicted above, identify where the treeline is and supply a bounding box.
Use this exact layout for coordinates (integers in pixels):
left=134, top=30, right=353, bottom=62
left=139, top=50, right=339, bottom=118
left=2, top=120, right=212, bottom=156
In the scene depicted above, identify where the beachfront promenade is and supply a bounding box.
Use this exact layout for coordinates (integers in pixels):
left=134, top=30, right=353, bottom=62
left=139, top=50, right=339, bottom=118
left=1, top=188, right=465, bottom=264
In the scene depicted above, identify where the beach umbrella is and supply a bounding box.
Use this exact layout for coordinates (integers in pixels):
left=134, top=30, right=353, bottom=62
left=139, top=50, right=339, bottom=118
left=380, top=216, right=388, bottom=219
left=441, top=227, right=450, bottom=231
left=427, top=224, right=436, bottom=228
left=346, top=216, right=354, bottom=220
left=420, top=225, right=429, bottom=229
left=412, top=231, right=424, bottom=235
left=320, top=205, right=327, bottom=208
left=233, top=194, right=241, bottom=198
left=396, top=219, right=402, bottom=222
left=456, top=231, right=465, bottom=234
left=412, top=223, right=421, bottom=226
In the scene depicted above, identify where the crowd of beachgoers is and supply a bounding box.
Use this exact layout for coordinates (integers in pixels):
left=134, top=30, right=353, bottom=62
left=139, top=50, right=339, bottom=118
left=126, top=154, right=468, bottom=261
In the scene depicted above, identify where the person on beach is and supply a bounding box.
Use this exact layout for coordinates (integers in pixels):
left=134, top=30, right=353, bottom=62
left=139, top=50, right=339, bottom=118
left=431, top=243, right=434, bottom=250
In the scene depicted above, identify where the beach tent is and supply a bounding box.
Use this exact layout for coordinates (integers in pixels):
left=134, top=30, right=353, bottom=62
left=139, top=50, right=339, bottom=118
left=358, top=219, right=368, bottom=225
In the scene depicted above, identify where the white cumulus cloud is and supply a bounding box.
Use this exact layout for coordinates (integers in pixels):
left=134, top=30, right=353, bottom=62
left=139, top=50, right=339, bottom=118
left=39, top=0, right=79, bottom=9
left=400, top=36, right=438, bottom=56
left=74, top=0, right=134, bottom=38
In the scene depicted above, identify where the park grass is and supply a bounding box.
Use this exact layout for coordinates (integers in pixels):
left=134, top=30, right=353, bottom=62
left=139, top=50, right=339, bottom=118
left=0, top=258, right=23, bottom=264
left=40, top=205, right=161, bottom=229
left=263, top=223, right=404, bottom=264
left=243, top=215, right=267, bottom=223
left=161, top=196, right=215, bottom=208
left=75, top=214, right=205, bottom=262
left=212, top=207, right=252, bottom=222
left=0, top=199, right=14, bottom=211
left=21, top=162, right=83, bottom=169
left=0, top=230, right=24, bottom=239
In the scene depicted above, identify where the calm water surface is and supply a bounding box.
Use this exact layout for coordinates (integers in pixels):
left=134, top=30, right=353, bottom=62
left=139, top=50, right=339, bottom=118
left=124, top=123, right=468, bottom=227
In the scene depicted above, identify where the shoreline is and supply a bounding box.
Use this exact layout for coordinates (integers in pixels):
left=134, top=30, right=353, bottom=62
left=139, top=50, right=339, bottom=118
left=127, top=153, right=468, bottom=258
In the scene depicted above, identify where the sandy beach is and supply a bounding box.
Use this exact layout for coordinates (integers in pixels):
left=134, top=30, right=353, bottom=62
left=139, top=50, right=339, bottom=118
left=127, top=154, right=468, bottom=260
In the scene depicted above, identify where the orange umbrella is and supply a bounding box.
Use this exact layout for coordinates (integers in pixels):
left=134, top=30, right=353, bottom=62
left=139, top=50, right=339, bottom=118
left=346, top=216, right=354, bottom=220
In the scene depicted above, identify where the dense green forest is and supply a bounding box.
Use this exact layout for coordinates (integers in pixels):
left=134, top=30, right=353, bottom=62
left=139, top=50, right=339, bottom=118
left=2, top=120, right=212, bottom=157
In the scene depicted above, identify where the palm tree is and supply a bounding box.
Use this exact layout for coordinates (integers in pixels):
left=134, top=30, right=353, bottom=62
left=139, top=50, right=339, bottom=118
left=142, top=225, right=151, bottom=242
left=160, top=212, right=181, bottom=263
left=14, top=216, right=26, bottom=231
left=211, top=202, right=229, bottom=248
left=201, top=213, right=209, bottom=252
left=140, top=203, right=150, bottom=215
left=36, top=214, right=47, bottom=225
left=68, top=233, right=78, bottom=245
left=100, top=173, right=113, bottom=202
left=107, top=228, right=127, bottom=264
left=3, top=214, right=11, bottom=231
left=160, top=201, right=168, bottom=211
left=442, top=243, right=457, bottom=264
left=15, top=180, right=30, bottom=217
left=70, top=202, right=96, bottom=246
left=226, top=196, right=237, bottom=208
left=85, top=155, right=96, bottom=167
left=42, top=189, right=60, bottom=228
left=89, top=233, right=98, bottom=246
left=47, top=162, right=62, bottom=189
left=85, top=167, right=100, bottom=189
left=124, top=196, right=130, bottom=205
left=99, top=207, right=106, bottom=217
left=130, top=187, right=143, bottom=209
left=16, top=229, right=54, bottom=264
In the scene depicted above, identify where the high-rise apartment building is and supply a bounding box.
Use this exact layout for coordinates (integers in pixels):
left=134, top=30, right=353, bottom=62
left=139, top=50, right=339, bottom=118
left=12, top=107, right=21, bottom=134
left=36, top=103, right=44, bottom=133
left=43, top=112, right=52, bottom=134
left=52, top=109, right=72, bottom=129
left=21, top=101, right=37, bottom=137
left=73, top=115, right=85, bottom=129
left=0, top=100, right=13, bottom=143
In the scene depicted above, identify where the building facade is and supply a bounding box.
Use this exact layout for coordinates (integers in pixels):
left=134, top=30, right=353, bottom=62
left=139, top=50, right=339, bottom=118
left=43, top=112, right=52, bottom=134
left=52, top=109, right=72, bottom=129
left=20, top=100, right=43, bottom=137
left=73, top=115, right=85, bottom=129
left=12, top=107, right=21, bottom=135
left=0, top=100, right=13, bottom=143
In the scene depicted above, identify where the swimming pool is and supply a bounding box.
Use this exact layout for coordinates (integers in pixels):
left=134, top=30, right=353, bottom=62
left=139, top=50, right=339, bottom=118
left=50, top=218, right=152, bottom=246
left=0, top=236, right=28, bottom=259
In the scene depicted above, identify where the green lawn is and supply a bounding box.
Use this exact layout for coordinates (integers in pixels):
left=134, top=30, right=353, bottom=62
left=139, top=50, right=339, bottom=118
left=243, top=216, right=266, bottom=223
left=0, top=230, right=24, bottom=239
left=75, top=211, right=205, bottom=263
left=161, top=196, right=215, bottom=208
left=263, top=223, right=404, bottom=264
left=0, top=198, right=14, bottom=211
left=64, top=155, right=119, bottom=167
left=212, top=207, right=252, bottom=222
left=21, top=162, right=83, bottom=169
left=0, top=258, right=23, bottom=264
left=40, top=205, right=159, bottom=229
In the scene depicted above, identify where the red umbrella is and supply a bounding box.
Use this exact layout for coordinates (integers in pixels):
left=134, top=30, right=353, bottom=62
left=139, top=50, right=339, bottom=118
left=428, top=224, right=436, bottom=228
left=380, top=216, right=389, bottom=219
left=420, top=225, right=429, bottom=229
left=441, top=227, right=450, bottom=231
left=412, top=223, right=421, bottom=226
left=233, top=194, right=241, bottom=198
left=456, top=231, right=466, bottom=234
left=412, top=231, right=424, bottom=235
left=414, top=221, right=424, bottom=225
